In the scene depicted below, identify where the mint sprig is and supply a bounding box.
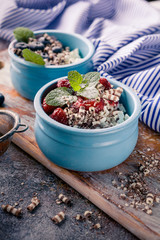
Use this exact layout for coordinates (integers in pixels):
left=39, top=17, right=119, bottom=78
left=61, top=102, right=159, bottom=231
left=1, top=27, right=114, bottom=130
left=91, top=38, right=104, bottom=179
left=13, top=27, right=34, bottom=43
left=77, top=86, right=99, bottom=99
left=68, top=71, right=100, bottom=99
left=22, top=49, right=45, bottom=65
left=82, top=72, right=100, bottom=87
left=45, top=71, right=101, bottom=108
left=68, top=71, right=83, bottom=91
left=45, top=87, right=77, bottom=107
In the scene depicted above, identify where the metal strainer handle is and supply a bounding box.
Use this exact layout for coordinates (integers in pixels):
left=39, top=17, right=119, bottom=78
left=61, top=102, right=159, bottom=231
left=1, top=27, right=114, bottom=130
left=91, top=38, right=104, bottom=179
left=14, top=123, right=29, bottom=133
left=0, top=109, right=28, bottom=141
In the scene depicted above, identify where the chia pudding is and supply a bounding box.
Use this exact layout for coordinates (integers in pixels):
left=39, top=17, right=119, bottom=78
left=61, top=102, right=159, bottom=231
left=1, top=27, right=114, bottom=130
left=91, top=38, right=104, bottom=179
left=13, top=33, right=82, bottom=66
left=42, top=71, right=129, bottom=129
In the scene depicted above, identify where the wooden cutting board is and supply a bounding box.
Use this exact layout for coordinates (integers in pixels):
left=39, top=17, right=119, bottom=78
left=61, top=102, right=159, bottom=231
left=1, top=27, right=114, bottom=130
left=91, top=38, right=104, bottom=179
left=0, top=50, right=160, bottom=240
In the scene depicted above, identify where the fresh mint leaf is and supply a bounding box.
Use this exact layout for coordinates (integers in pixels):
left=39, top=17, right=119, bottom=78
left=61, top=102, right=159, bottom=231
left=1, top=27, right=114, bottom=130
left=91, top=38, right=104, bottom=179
left=83, top=72, right=100, bottom=87
left=45, top=87, right=77, bottom=107
left=78, top=72, right=100, bottom=99
left=68, top=71, right=83, bottom=91
left=22, top=49, right=45, bottom=65
left=68, top=71, right=100, bottom=93
left=78, top=86, right=99, bottom=99
left=13, top=27, right=34, bottom=43
left=67, top=71, right=101, bottom=99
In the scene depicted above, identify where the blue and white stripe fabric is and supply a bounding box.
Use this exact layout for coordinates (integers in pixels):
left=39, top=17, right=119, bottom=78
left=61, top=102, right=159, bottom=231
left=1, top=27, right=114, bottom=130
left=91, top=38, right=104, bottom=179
left=0, top=0, right=160, bottom=132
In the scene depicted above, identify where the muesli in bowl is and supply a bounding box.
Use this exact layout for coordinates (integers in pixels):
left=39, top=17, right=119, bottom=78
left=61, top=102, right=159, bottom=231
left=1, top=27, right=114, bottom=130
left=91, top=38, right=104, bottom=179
left=8, top=28, right=94, bottom=100
left=34, top=71, right=141, bottom=172
left=42, top=71, right=129, bottom=129
left=13, top=29, right=82, bottom=66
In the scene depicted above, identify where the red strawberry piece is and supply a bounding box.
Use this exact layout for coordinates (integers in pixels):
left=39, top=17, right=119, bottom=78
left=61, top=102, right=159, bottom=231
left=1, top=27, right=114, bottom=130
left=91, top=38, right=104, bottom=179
left=57, top=79, right=71, bottom=88
left=94, top=99, right=104, bottom=113
left=83, top=99, right=96, bottom=110
left=108, top=100, right=118, bottom=106
left=50, top=108, right=68, bottom=125
left=99, top=78, right=111, bottom=90
left=72, top=98, right=104, bottom=112
left=72, top=97, right=84, bottom=109
left=42, top=98, right=56, bottom=114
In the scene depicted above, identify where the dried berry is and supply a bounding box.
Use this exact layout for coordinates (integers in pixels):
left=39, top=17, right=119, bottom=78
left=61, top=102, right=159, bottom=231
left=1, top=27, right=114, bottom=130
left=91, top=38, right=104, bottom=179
left=14, top=42, right=28, bottom=50
left=52, top=46, right=62, bottom=53
left=83, top=99, right=96, bottom=110
left=0, top=93, right=5, bottom=106
left=94, top=99, right=104, bottom=113
left=28, top=42, right=44, bottom=51
left=72, top=97, right=84, bottom=109
left=42, top=98, right=56, bottom=114
left=50, top=108, right=68, bottom=125
left=41, top=52, right=49, bottom=59
left=99, top=78, right=111, bottom=90
left=57, top=79, right=71, bottom=88
left=38, top=37, right=50, bottom=45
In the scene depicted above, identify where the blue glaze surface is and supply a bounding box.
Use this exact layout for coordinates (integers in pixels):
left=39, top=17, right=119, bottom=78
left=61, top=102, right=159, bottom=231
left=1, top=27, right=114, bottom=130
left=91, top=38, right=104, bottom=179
left=8, top=30, right=95, bottom=100
left=34, top=77, right=141, bottom=172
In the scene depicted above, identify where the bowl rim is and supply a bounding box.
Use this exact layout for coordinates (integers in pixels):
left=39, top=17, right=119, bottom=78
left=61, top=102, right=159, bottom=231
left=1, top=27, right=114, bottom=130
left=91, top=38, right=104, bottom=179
left=34, top=76, right=141, bottom=135
left=8, top=30, right=95, bottom=69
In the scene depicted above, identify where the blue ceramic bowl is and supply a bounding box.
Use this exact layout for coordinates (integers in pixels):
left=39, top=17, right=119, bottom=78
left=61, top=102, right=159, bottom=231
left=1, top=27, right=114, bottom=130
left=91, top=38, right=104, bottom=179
left=34, top=76, right=141, bottom=172
left=8, top=30, right=95, bottom=101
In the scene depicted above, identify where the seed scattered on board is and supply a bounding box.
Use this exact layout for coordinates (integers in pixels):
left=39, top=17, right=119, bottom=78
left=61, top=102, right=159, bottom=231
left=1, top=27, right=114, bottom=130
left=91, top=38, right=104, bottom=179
left=1, top=204, right=22, bottom=217
left=91, top=223, right=101, bottom=229
left=27, top=197, right=40, bottom=212
left=75, top=214, right=83, bottom=221
left=84, top=210, right=92, bottom=218
left=51, top=211, right=65, bottom=224
left=146, top=193, right=154, bottom=206
left=56, top=193, right=71, bottom=205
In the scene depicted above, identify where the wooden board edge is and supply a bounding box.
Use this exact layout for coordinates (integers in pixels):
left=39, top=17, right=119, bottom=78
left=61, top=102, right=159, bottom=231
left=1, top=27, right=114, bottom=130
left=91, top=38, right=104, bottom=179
left=11, top=133, right=160, bottom=240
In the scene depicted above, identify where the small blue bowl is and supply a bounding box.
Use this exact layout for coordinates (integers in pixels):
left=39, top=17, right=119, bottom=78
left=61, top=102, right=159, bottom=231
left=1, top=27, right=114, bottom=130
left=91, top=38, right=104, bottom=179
left=34, top=77, right=141, bottom=172
left=8, top=30, right=95, bottom=101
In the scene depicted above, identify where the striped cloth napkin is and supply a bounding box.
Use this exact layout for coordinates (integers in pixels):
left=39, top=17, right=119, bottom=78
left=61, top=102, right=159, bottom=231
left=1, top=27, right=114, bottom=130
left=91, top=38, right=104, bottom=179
left=0, top=0, right=160, bottom=132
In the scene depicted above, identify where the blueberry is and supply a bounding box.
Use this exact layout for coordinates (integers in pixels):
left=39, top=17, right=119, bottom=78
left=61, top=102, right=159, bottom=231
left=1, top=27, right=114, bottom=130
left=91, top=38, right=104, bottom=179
left=0, top=93, right=5, bottom=106
left=38, top=37, right=50, bottom=46
left=14, top=42, right=28, bottom=50
left=28, top=42, right=44, bottom=51
left=52, top=46, right=62, bottom=53
left=41, top=52, right=49, bottom=59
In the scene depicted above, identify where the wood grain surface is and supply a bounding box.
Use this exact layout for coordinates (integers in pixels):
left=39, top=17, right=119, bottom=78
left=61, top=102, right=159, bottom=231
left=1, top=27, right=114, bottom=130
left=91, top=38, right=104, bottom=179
left=0, top=50, right=160, bottom=240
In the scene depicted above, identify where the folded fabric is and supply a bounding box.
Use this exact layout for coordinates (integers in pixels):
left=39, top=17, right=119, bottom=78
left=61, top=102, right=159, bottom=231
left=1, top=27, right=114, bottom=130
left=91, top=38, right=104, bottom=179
left=0, top=0, right=159, bottom=132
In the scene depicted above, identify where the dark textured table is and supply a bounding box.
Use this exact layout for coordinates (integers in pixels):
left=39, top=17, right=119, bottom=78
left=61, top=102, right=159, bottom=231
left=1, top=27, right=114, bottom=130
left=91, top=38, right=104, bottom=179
left=0, top=143, right=138, bottom=240
left=0, top=38, right=139, bottom=240
left=0, top=2, right=160, bottom=237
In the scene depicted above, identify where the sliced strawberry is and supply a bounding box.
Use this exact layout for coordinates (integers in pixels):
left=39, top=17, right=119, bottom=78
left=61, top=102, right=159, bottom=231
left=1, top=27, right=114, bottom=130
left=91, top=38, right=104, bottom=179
left=94, top=98, right=104, bottom=113
left=72, top=97, right=84, bottom=109
left=72, top=98, right=104, bottom=112
left=99, top=78, right=111, bottom=90
left=42, top=98, right=56, bottom=114
left=83, top=99, right=96, bottom=110
left=50, top=108, right=68, bottom=125
left=57, top=79, right=71, bottom=88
